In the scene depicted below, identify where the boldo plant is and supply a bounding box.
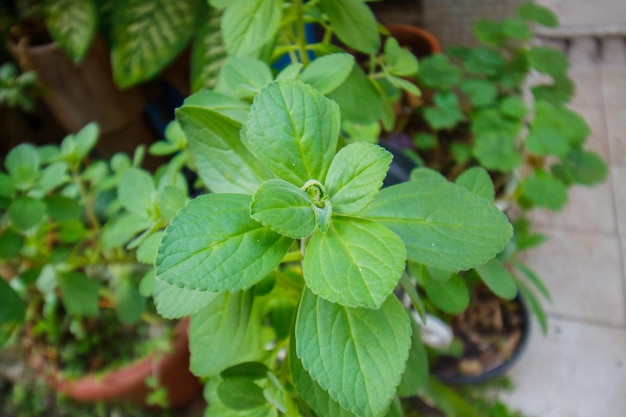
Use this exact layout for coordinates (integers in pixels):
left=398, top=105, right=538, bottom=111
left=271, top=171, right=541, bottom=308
left=153, top=78, right=513, bottom=417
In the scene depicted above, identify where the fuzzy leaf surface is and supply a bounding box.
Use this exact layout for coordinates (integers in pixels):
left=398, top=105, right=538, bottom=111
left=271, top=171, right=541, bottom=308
left=300, top=53, right=355, bottom=95
left=250, top=179, right=317, bottom=239
left=362, top=179, right=513, bottom=271
left=156, top=194, right=292, bottom=292
left=326, top=142, right=391, bottom=215
left=153, top=277, right=219, bottom=319
left=189, top=291, right=252, bottom=376
left=303, top=217, right=406, bottom=309
left=243, top=81, right=340, bottom=185
left=216, top=58, right=273, bottom=100
left=177, top=104, right=272, bottom=194
left=295, top=290, right=411, bottom=417
left=289, top=334, right=357, bottom=417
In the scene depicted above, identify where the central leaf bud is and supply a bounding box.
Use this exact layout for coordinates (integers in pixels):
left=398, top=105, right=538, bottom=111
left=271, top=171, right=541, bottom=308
left=301, top=179, right=328, bottom=208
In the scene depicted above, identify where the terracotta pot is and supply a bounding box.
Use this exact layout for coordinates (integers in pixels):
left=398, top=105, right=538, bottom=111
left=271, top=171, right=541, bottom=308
left=49, top=319, right=201, bottom=408
left=386, top=24, right=441, bottom=58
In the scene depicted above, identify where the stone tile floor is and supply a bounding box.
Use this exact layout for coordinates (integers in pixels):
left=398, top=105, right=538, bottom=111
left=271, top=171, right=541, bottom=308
left=501, top=37, right=626, bottom=416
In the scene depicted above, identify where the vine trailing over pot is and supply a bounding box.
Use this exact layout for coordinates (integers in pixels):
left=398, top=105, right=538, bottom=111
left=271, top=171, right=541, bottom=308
left=153, top=76, right=513, bottom=417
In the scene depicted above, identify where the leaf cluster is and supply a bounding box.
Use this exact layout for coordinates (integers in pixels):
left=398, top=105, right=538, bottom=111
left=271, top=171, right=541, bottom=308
left=0, top=122, right=186, bottom=347
left=409, top=2, right=607, bottom=212
left=154, top=78, right=513, bottom=417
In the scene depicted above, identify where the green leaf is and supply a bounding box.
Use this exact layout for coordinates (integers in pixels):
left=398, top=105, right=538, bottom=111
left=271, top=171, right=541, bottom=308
left=289, top=335, right=357, bottom=417
left=473, top=131, right=523, bottom=172
left=276, top=62, right=304, bottom=80
left=191, top=7, right=226, bottom=92
left=217, top=378, right=267, bottom=411
left=327, top=65, right=383, bottom=125
left=295, top=290, right=411, bottom=417
left=554, top=148, right=607, bottom=186
left=525, top=125, right=570, bottom=157
left=522, top=171, right=568, bottom=210
left=157, top=186, right=187, bottom=222
left=362, top=178, right=513, bottom=271
left=473, top=20, right=505, bottom=45
left=459, top=79, right=497, bottom=107
left=518, top=2, right=559, bottom=28
left=36, top=162, right=69, bottom=193
left=243, top=80, right=340, bottom=185
left=137, top=231, right=164, bottom=265
left=44, top=196, right=82, bottom=221
left=176, top=103, right=272, bottom=194
left=423, top=91, right=464, bottom=130
left=222, top=0, right=282, bottom=57
left=153, top=276, right=219, bottom=319
left=111, top=0, right=203, bottom=88
left=300, top=53, right=355, bottom=95
left=58, top=272, right=99, bottom=317
left=5, top=143, right=40, bottom=189
left=0, top=229, right=21, bottom=259
left=326, top=142, right=391, bottom=215
left=216, top=58, right=273, bottom=100
left=385, top=37, right=419, bottom=76
left=531, top=76, right=575, bottom=105
left=156, top=194, right=292, bottom=292
left=455, top=167, right=495, bottom=201
left=413, top=133, right=437, bottom=150
left=318, top=0, right=380, bottom=54
left=221, top=362, right=270, bottom=380
left=0, top=279, right=25, bottom=330
left=74, top=122, right=99, bottom=159
left=44, top=0, right=96, bottom=62
left=500, top=96, right=528, bottom=118
left=303, top=217, right=406, bottom=309
left=528, top=47, right=569, bottom=77
left=475, top=259, right=518, bottom=299
left=471, top=108, right=522, bottom=138
left=502, top=18, right=533, bottom=40
left=388, top=76, right=421, bottom=97
left=512, top=261, right=551, bottom=301
left=118, top=168, right=155, bottom=217
left=397, top=313, right=429, bottom=398
left=516, top=281, right=548, bottom=334
left=422, top=271, right=469, bottom=314
left=100, top=213, right=152, bottom=250
left=190, top=291, right=252, bottom=376
left=8, top=197, right=47, bottom=231
left=115, top=275, right=146, bottom=325
left=458, top=47, right=504, bottom=76
left=417, top=55, right=461, bottom=90
left=182, top=90, right=250, bottom=124
left=250, top=179, right=317, bottom=239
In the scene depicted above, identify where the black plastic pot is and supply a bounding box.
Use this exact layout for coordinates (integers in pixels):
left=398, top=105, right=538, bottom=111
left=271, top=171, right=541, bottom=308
left=432, top=295, right=531, bottom=385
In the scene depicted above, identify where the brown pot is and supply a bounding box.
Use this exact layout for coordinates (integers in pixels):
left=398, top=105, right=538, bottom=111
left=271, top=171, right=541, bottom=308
left=48, top=319, right=201, bottom=408
left=386, top=24, right=441, bottom=58
left=9, top=35, right=158, bottom=159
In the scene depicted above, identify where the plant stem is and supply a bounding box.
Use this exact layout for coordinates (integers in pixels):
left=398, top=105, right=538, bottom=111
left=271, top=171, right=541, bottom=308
left=293, top=0, right=310, bottom=65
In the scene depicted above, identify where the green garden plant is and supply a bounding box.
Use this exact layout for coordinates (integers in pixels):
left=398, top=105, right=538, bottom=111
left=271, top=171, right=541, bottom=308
left=397, top=2, right=606, bottom=212
left=153, top=77, right=513, bottom=417
left=0, top=122, right=189, bottom=391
